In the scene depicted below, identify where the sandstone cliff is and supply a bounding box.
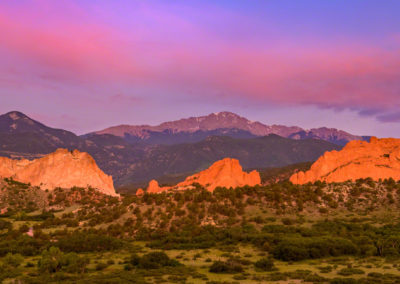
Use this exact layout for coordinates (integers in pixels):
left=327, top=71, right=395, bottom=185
left=290, top=137, right=400, bottom=184
left=135, top=188, right=144, bottom=196
left=142, top=158, right=261, bottom=194
left=146, top=180, right=170, bottom=194
left=176, top=158, right=261, bottom=191
left=0, top=149, right=117, bottom=196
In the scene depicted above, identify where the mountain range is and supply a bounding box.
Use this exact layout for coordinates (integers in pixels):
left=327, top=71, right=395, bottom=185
left=92, top=111, right=370, bottom=146
left=0, top=111, right=363, bottom=190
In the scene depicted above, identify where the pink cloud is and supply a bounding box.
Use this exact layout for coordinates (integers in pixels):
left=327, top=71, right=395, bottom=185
left=0, top=1, right=399, bottom=123
left=108, top=94, right=143, bottom=105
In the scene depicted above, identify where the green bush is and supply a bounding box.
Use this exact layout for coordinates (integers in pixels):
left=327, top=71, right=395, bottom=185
left=3, top=253, right=24, bottom=268
left=95, top=262, right=109, bottom=271
left=130, top=252, right=181, bottom=269
left=254, top=257, right=275, bottom=271
left=209, top=260, right=243, bottom=274
left=38, top=247, right=89, bottom=274
left=337, top=268, right=365, bottom=276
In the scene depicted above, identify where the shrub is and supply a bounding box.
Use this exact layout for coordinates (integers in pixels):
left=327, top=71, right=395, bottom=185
left=254, top=257, right=275, bottom=271
left=337, top=268, right=365, bottom=276
left=139, top=252, right=180, bottom=269
left=38, top=247, right=64, bottom=273
left=129, top=252, right=181, bottom=269
left=107, top=259, right=115, bottom=265
left=38, top=247, right=89, bottom=274
left=209, top=260, right=243, bottom=274
left=3, top=253, right=24, bottom=268
left=95, top=262, right=108, bottom=271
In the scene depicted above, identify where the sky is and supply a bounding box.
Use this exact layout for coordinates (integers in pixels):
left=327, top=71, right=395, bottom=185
left=0, top=0, right=399, bottom=136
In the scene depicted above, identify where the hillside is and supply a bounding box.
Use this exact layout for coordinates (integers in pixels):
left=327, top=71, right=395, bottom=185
left=0, top=111, right=82, bottom=155
left=1, top=177, right=400, bottom=283
left=119, top=135, right=341, bottom=187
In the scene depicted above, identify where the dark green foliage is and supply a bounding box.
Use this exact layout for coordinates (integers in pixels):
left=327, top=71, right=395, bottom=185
left=272, top=237, right=358, bottom=261
left=0, top=219, right=11, bottom=231
left=209, top=260, right=243, bottom=274
left=3, top=253, right=23, bottom=268
left=129, top=252, right=181, bottom=269
left=56, top=231, right=123, bottom=253
left=95, top=262, right=109, bottom=271
left=38, top=247, right=89, bottom=274
left=0, top=234, right=48, bottom=256
left=337, top=268, right=365, bottom=276
left=254, top=257, right=275, bottom=271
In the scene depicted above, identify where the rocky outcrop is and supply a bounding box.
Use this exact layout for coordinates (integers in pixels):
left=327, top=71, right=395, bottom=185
left=143, top=158, right=261, bottom=193
left=146, top=180, right=170, bottom=194
left=135, top=188, right=144, bottom=196
left=0, top=149, right=117, bottom=196
left=290, top=137, right=400, bottom=184
left=176, top=158, right=261, bottom=191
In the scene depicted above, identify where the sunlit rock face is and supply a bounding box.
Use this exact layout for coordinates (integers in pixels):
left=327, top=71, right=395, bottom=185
left=175, top=158, right=261, bottom=191
left=146, top=180, right=168, bottom=194
left=135, top=188, right=144, bottom=196
left=0, top=149, right=117, bottom=196
left=290, top=137, right=400, bottom=184
left=143, top=158, right=261, bottom=194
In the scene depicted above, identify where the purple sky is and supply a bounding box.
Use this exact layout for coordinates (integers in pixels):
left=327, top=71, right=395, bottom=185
left=0, top=0, right=399, bottom=137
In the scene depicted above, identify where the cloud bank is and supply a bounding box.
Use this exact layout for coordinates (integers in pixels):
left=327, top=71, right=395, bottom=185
left=0, top=0, right=399, bottom=124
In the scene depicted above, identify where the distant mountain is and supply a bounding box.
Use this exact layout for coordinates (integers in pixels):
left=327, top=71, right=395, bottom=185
left=92, top=111, right=367, bottom=146
left=0, top=111, right=147, bottom=180
left=118, top=134, right=341, bottom=187
left=0, top=111, right=81, bottom=155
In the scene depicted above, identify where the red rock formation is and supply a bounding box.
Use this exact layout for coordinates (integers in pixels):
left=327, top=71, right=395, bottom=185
left=176, top=158, right=261, bottom=191
left=290, top=137, right=400, bottom=184
left=146, top=179, right=170, bottom=194
left=144, top=158, right=261, bottom=193
left=0, top=149, right=117, bottom=196
left=135, top=188, right=144, bottom=196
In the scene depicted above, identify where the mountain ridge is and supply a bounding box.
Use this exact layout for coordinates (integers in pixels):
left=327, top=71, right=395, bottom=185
left=91, top=111, right=369, bottom=146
